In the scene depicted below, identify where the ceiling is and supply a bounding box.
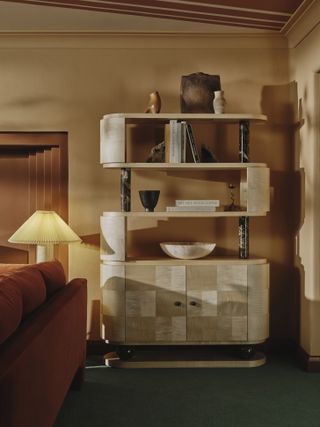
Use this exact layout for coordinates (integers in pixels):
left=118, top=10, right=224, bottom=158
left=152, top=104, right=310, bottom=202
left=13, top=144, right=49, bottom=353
left=0, top=0, right=307, bottom=32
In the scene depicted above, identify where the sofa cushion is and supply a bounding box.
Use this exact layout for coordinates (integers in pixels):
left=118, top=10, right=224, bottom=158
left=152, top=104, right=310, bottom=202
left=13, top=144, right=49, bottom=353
left=0, top=260, right=66, bottom=297
left=34, top=261, right=66, bottom=296
left=0, top=269, right=46, bottom=317
left=0, top=281, right=23, bottom=344
left=0, top=264, right=26, bottom=275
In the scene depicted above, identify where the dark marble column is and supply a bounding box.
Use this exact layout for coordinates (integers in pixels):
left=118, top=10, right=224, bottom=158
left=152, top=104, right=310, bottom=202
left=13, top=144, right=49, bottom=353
left=239, top=120, right=249, bottom=163
left=239, top=216, right=249, bottom=259
left=120, top=168, right=131, bottom=212
left=239, top=120, right=250, bottom=258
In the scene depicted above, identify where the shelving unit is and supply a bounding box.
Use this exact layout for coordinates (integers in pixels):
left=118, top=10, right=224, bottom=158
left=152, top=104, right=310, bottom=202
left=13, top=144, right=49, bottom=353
left=100, top=113, right=270, bottom=368
left=102, top=162, right=266, bottom=169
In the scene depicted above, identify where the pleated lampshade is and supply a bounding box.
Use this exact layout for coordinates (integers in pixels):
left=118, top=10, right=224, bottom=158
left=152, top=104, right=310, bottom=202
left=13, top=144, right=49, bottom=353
left=8, top=210, right=81, bottom=244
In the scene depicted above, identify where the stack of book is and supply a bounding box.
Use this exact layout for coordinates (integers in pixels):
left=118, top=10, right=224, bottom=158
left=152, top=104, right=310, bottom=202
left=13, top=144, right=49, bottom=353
left=165, top=121, right=200, bottom=163
left=165, top=120, right=186, bottom=163
left=166, top=199, right=220, bottom=212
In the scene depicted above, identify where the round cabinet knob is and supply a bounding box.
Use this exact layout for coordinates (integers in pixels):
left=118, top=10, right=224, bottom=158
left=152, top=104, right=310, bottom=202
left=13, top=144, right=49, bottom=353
left=189, top=301, right=197, bottom=306
left=174, top=301, right=182, bottom=307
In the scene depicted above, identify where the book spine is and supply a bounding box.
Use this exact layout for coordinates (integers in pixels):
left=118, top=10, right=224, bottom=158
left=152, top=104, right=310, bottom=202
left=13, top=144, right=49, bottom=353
left=166, top=206, right=217, bottom=212
left=164, top=123, right=171, bottom=163
left=186, top=123, right=200, bottom=163
left=170, top=120, right=178, bottom=162
left=181, top=121, right=187, bottom=163
left=176, top=200, right=220, bottom=207
left=176, top=122, right=182, bottom=163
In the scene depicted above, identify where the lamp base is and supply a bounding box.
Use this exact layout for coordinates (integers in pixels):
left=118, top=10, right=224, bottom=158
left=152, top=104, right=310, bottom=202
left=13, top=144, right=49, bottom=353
left=36, top=244, right=54, bottom=263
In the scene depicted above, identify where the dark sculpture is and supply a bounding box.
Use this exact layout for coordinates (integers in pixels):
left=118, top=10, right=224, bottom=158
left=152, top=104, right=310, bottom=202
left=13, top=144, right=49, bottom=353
left=146, top=141, right=165, bottom=163
left=180, top=72, right=221, bottom=113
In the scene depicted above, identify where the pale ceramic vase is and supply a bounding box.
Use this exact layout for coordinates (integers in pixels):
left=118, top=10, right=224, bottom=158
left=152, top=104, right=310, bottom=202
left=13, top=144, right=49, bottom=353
left=213, top=90, right=226, bottom=114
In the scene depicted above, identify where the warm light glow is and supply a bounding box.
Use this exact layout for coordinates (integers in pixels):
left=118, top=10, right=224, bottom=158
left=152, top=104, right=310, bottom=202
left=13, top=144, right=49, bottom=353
left=8, top=210, right=81, bottom=244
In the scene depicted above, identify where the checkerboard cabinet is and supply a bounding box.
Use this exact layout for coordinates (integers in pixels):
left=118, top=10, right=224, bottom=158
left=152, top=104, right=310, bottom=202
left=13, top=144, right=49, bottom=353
left=100, top=114, right=270, bottom=365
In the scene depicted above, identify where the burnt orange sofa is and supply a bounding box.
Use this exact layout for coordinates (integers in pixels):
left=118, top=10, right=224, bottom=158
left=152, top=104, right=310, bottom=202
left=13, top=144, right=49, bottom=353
left=0, top=261, right=87, bottom=427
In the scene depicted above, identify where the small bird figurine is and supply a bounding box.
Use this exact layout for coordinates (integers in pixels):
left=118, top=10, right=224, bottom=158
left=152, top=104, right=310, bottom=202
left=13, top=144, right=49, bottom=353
left=145, top=91, right=161, bottom=113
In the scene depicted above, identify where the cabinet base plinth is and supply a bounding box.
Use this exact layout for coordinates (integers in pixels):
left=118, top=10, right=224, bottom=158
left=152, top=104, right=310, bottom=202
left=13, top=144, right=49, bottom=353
left=104, top=349, right=266, bottom=368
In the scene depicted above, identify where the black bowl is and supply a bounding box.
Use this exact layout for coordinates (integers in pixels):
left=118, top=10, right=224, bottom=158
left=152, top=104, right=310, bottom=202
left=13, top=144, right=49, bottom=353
left=139, top=190, right=160, bottom=212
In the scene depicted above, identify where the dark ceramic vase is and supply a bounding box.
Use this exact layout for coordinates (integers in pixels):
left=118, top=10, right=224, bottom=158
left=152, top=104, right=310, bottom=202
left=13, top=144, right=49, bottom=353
left=139, top=190, right=160, bottom=212
left=180, top=72, right=221, bottom=113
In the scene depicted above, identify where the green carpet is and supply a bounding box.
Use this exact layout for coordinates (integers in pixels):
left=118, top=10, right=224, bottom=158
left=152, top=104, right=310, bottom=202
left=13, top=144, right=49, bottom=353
left=55, top=353, right=320, bottom=427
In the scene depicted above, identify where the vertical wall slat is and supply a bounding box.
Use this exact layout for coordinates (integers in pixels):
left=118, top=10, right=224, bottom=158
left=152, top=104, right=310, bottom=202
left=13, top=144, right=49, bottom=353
left=44, top=148, right=53, bottom=210
left=35, top=150, right=45, bottom=210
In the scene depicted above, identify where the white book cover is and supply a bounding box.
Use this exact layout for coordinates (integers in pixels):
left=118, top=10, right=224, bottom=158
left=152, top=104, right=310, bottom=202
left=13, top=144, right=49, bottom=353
left=175, top=122, right=182, bottom=163
left=166, top=206, right=217, bottom=212
left=175, top=200, right=220, bottom=207
left=169, top=120, right=176, bottom=162
left=181, top=121, right=187, bottom=163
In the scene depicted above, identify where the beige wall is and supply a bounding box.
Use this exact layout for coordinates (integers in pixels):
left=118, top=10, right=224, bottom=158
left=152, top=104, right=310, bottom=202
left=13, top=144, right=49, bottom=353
left=288, top=3, right=320, bottom=355
left=0, top=33, right=293, bottom=341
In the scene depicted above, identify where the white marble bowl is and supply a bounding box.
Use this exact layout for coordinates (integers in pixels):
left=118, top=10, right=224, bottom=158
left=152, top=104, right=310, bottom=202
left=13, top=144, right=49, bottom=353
left=160, top=242, right=216, bottom=260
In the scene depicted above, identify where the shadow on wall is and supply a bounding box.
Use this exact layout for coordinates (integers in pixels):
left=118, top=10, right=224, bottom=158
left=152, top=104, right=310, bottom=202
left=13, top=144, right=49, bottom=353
left=261, top=79, right=320, bottom=354
left=295, top=73, right=320, bottom=355
left=81, top=234, right=100, bottom=248
left=88, top=299, right=102, bottom=341
left=260, top=82, right=302, bottom=344
left=79, top=234, right=101, bottom=341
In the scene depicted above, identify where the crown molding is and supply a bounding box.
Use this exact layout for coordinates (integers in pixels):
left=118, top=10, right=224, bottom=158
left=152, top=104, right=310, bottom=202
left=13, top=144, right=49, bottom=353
left=283, top=0, right=320, bottom=48
left=0, top=31, right=288, bottom=49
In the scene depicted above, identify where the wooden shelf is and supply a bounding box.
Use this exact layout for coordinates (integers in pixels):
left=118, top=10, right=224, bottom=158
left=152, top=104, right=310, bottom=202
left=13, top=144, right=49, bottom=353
left=100, top=111, right=270, bottom=353
left=102, top=113, right=267, bottom=123
left=103, top=162, right=267, bottom=170
left=101, top=257, right=268, bottom=266
left=102, top=211, right=267, bottom=218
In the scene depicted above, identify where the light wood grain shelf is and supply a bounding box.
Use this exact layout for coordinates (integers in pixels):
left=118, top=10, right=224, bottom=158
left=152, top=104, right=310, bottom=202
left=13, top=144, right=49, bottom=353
left=102, top=113, right=267, bottom=123
left=102, top=211, right=267, bottom=218
left=103, top=162, right=267, bottom=170
left=101, top=257, right=268, bottom=266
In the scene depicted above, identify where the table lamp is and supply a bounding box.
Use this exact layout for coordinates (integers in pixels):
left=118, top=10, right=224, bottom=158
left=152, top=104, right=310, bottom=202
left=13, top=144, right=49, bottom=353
left=8, top=210, right=81, bottom=263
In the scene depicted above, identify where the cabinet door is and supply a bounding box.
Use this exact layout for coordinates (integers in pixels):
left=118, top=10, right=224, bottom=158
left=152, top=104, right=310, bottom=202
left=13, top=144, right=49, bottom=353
left=248, top=264, right=269, bottom=341
left=125, top=265, right=186, bottom=343
left=187, top=265, right=248, bottom=342
left=216, top=265, right=248, bottom=341
left=101, top=264, right=125, bottom=343
left=187, top=266, right=218, bottom=341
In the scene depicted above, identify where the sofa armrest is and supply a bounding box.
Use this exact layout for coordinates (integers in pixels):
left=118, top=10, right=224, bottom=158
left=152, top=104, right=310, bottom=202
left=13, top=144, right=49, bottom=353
left=0, top=278, right=87, bottom=427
